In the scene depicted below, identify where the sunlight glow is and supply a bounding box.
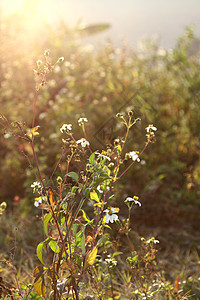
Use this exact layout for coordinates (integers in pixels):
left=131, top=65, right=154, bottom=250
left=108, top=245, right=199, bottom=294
left=1, top=0, right=60, bottom=32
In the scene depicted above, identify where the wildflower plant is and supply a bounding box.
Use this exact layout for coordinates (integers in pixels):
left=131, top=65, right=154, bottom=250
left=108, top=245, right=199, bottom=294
left=1, top=50, right=170, bottom=300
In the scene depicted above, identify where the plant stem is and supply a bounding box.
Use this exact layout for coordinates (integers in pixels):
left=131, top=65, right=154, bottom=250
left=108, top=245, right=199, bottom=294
left=32, top=89, right=39, bottom=128
left=30, top=141, right=46, bottom=194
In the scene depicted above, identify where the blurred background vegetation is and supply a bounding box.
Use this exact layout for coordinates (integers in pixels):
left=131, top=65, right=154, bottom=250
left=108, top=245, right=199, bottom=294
left=0, top=4, right=200, bottom=297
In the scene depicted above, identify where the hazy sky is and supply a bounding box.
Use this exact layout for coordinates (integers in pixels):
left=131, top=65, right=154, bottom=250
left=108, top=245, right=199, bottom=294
left=2, top=0, right=200, bottom=48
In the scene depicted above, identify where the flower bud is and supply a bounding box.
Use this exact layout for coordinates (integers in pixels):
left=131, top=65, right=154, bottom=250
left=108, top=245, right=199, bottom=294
left=58, top=57, right=64, bottom=63
left=128, top=110, right=133, bottom=116
left=57, top=176, right=63, bottom=185
left=0, top=202, right=7, bottom=211
left=36, top=60, right=42, bottom=67
left=44, top=49, right=50, bottom=56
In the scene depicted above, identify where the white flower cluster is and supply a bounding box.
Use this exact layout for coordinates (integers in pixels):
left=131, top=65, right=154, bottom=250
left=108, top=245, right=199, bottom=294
left=104, top=207, right=119, bottom=223
left=125, top=196, right=141, bottom=206
left=145, top=124, right=157, bottom=133
left=129, top=151, right=140, bottom=162
left=105, top=255, right=117, bottom=268
left=147, top=237, right=159, bottom=244
left=60, top=124, right=72, bottom=133
left=77, top=138, right=90, bottom=148
left=31, top=181, right=42, bottom=193
left=78, top=117, right=88, bottom=126
left=95, top=152, right=111, bottom=161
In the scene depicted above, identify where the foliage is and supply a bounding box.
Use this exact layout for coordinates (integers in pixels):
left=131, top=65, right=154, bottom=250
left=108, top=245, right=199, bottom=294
left=1, top=50, right=163, bottom=299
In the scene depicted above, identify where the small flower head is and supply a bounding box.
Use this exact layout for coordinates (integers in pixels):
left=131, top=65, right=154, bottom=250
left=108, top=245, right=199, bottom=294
left=0, top=201, right=7, bottom=211
left=31, top=181, right=42, bottom=193
left=57, top=57, right=64, bottom=63
left=97, top=185, right=109, bottom=194
left=0, top=201, right=7, bottom=215
left=34, top=197, right=42, bottom=207
left=57, top=176, right=63, bottom=185
left=129, top=151, right=140, bottom=162
left=77, top=138, right=90, bottom=148
left=116, top=113, right=123, bottom=118
left=60, top=124, right=72, bottom=133
left=128, top=110, right=133, bottom=116
left=105, top=255, right=117, bottom=268
left=145, top=124, right=157, bottom=133
left=97, top=185, right=103, bottom=193
left=26, top=126, right=40, bottom=139
left=146, top=237, right=160, bottom=244
left=95, top=151, right=111, bottom=161
left=44, top=49, right=50, bottom=56
left=34, top=196, right=47, bottom=208
left=78, top=117, right=88, bottom=126
left=36, top=60, right=43, bottom=67
left=125, top=196, right=141, bottom=206
left=104, top=207, right=119, bottom=223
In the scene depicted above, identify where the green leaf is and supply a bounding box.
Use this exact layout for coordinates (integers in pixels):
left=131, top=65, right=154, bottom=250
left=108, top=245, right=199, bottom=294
left=81, top=210, right=93, bottom=225
left=36, top=242, right=45, bottom=264
left=113, top=166, right=119, bottom=181
left=72, top=224, right=79, bottom=236
left=90, top=191, right=99, bottom=202
left=116, top=144, right=121, bottom=153
left=80, top=232, right=86, bottom=254
left=77, top=257, right=82, bottom=267
left=85, top=188, right=90, bottom=199
left=89, top=152, right=95, bottom=164
left=87, top=246, right=98, bottom=265
left=93, top=176, right=111, bottom=187
left=75, top=226, right=86, bottom=254
left=97, top=235, right=109, bottom=246
left=82, top=210, right=90, bottom=223
left=33, top=266, right=46, bottom=279
left=34, top=275, right=46, bottom=298
left=71, top=186, right=79, bottom=193
left=48, top=239, right=59, bottom=253
left=43, top=213, right=52, bottom=236
left=99, top=171, right=112, bottom=178
left=68, top=172, right=79, bottom=183
left=113, top=251, right=123, bottom=257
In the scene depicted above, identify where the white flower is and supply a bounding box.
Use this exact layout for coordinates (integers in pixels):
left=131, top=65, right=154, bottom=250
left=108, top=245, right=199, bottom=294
left=97, top=185, right=109, bottom=194
left=147, top=238, right=159, bottom=244
left=145, top=124, right=157, bottom=133
left=126, top=196, right=141, bottom=206
left=78, top=117, right=88, bottom=124
left=129, top=151, right=140, bottom=162
left=97, top=185, right=103, bottom=193
left=31, top=181, right=42, bottom=191
left=153, top=239, right=159, bottom=244
left=77, top=138, right=90, bottom=148
left=95, top=152, right=111, bottom=161
left=105, top=256, right=117, bottom=267
left=60, top=124, right=72, bottom=133
left=31, top=181, right=42, bottom=193
left=34, top=197, right=42, bottom=207
left=104, top=207, right=119, bottom=223
left=34, top=196, right=47, bottom=208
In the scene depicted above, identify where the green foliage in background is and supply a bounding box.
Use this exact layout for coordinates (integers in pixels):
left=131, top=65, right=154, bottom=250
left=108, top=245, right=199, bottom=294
left=1, top=18, right=199, bottom=229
